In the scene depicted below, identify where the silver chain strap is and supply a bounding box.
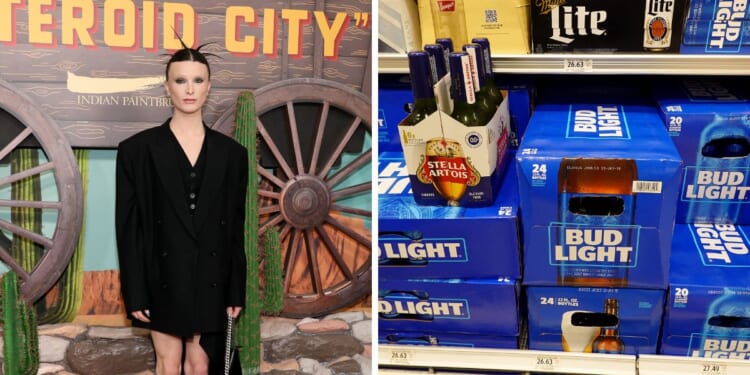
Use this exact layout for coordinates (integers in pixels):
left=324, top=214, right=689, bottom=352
left=224, top=313, right=234, bottom=375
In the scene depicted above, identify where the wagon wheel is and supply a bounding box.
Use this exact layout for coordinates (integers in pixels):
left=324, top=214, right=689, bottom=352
left=0, top=79, right=83, bottom=303
left=213, top=78, right=371, bottom=318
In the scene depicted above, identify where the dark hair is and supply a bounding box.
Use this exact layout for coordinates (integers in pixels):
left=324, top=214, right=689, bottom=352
left=165, top=36, right=218, bottom=80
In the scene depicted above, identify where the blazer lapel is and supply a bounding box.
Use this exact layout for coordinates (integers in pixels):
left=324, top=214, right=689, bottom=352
left=150, top=122, right=197, bottom=239
left=193, top=127, right=228, bottom=233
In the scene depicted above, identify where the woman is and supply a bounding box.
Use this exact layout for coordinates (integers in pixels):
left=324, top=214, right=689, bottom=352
left=116, top=43, right=248, bottom=375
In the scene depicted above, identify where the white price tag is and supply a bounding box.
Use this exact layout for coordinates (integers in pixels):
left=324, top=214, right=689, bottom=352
left=563, top=58, right=593, bottom=72
left=535, top=355, right=559, bottom=371
left=388, top=348, right=414, bottom=365
left=700, top=363, right=726, bottom=375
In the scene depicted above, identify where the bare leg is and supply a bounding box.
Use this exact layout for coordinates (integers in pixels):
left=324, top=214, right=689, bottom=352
left=151, top=330, right=184, bottom=375
left=184, top=333, right=210, bottom=375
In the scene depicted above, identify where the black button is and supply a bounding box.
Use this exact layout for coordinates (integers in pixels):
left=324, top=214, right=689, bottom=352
left=189, top=203, right=196, bottom=210
left=162, top=283, right=168, bottom=289
left=211, top=251, right=217, bottom=256
left=211, top=283, right=217, bottom=287
left=189, top=193, right=196, bottom=199
left=190, top=172, right=196, bottom=178
left=161, top=252, right=168, bottom=257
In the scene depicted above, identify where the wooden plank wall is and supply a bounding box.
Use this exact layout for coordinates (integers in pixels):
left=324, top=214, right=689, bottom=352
left=1, top=0, right=372, bottom=148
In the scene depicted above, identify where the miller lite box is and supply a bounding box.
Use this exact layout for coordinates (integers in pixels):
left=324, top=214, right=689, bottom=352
left=531, top=0, right=687, bottom=53
left=378, top=277, right=520, bottom=337
left=526, top=286, right=666, bottom=354
left=516, top=101, right=683, bottom=289
left=681, top=0, right=750, bottom=54
left=398, top=80, right=511, bottom=208
left=660, top=223, right=750, bottom=358
left=654, top=78, right=750, bottom=224
left=378, top=151, right=521, bottom=280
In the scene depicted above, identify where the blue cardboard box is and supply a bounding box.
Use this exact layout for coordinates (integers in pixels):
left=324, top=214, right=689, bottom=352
left=378, top=151, right=521, bottom=279
left=516, top=102, right=682, bottom=288
left=379, top=74, right=414, bottom=154
left=526, top=286, right=665, bottom=355
left=660, top=223, right=750, bottom=359
left=654, top=78, right=750, bottom=224
left=681, top=0, right=750, bottom=54
left=378, top=278, right=520, bottom=336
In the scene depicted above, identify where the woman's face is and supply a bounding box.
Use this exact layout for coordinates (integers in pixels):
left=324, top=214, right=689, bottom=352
left=164, top=60, right=211, bottom=116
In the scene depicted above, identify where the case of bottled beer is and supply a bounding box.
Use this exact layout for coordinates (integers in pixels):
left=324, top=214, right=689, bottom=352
left=398, top=49, right=511, bottom=208
left=680, top=0, right=750, bottom=54
left=526, top=286, right=666, bottom=354
left=516, top=101, right=683, bottom=289
left=378, top=152, right=521, bottom=280
left=530, top=0, right=688, bottom=53
left=378, top=277, right=520, bottom=346
left=653, top=78, right=750, bottom=224
left=379, top=74, right=418, bottom=154
left=660, top=223, right=750, bottom=358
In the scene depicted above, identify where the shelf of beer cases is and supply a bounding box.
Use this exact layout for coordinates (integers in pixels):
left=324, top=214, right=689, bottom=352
left=379, top=345, right=750, bottom=374
left=378, top=52, right=750, bottom=76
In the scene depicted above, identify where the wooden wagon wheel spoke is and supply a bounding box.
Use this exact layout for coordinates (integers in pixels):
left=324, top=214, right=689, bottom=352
left=331, top=182, right=372, bottom=201
left=257, top=119, right=295, bottom=180
left=314, top=225, right=354, bottom=280
left=285, top=101, right=306, bottom=175
left=0, top=199, right=62, bottom=209
left=0, top=218, right=54, bottom=249
left=308, top=101, right=330, bottom=175
left=325, top=150, right=372, bottom=189
left=258, top=165, right=286, bottom=189
left=0, top=162, right=55, bottom=187
left=211, top=78, right=371, bottom=317
left=0, top=127, right=33, bottom=160
left=0, top=249, right=31, bottom=280
left=316, top=116, right=362, bottom=180
left=324, top=215, right=371, bottom=250
left=331, top=204, right=371, bottom=218
left=303, top=229, right=324, bottom=296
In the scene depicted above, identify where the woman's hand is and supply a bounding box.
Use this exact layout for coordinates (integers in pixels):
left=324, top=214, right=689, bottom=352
left=132, top=310, right=151, bottom=323
left=227, top=306, right=242, bottom=319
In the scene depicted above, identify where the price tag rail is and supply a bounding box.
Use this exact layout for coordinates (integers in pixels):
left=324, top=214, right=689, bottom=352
left=378, top=53, right=750, bottom=76
left=380, top=345, right=750, bottom=375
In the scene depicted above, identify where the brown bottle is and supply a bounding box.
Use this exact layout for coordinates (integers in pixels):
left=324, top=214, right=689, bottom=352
left=557, top=158, right=638, bottom=287
left=592, top=298, right=626, bottom=354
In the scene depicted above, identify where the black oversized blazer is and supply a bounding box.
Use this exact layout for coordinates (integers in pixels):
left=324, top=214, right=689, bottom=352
left=115, top=120, right=248, bottom=337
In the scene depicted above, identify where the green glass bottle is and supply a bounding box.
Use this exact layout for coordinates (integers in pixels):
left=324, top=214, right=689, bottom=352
left=462, top=43, right=497, bottom=114
left=448, top=52, right=492, bottom=126
left=402, top=51, right=437, bottom=126
left=471, top=37, right=504, bottom=106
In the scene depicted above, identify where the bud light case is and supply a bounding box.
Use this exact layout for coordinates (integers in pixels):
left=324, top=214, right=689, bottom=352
left=681, top=0, right=750, bottom=54
left=654, top=79, right=750, bottom=224
left=516, top=101, right=682, bottom=289
left=526, top=286, right=665, bottom=354
left=378, top=277, right=520, bottom=337
left=660, top=223, right=750, bottom=358
left=378, top=151, right=521, bottom=280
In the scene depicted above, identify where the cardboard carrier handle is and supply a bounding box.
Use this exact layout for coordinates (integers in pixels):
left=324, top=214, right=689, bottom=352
left=702, top=137, right=750, bottom=158
left=568, top=196, right=625, bottom=216
left=707, top=315, right=750, bottom=328
left=571, top=311, right=619, bottom=327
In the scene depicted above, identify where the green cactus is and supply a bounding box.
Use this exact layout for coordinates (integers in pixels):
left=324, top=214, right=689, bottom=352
left=37, top=148, right=88, bottom=323
left=2, top=271, right=40, bottom=375
left=233, top=91, right=262, bottom=374
left=262, top=225, right=283, bottom=314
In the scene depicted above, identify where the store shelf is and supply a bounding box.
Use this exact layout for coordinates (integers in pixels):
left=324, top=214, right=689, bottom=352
left=378, top=52, right=750, bottom=75
left=638, top=354, right=750, bottom=375
left=378, top=344, right=636, bottom=375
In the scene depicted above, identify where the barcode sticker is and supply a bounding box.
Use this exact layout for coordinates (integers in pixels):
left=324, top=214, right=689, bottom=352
left=632, top=180, right=662, bottom=193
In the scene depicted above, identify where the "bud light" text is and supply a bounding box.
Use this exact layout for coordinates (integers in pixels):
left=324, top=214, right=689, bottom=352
left=378, top=240, right=466, bottom=261
left=693, top=223, right=749, bottom=264
left=685, top=170, right=750, bottom=200
left=692, top=339, right=750, bottom=359
left=378, top=299, right=468, bottom=318
left=709, top=0, right=747, bottom=50
left=554, top=228, right=633, bottom=264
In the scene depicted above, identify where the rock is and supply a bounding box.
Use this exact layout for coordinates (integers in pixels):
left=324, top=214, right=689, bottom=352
left=260, top=358, right=300, bottom=373
left=66, top=337, right=155, bottom=375
left=296, top=317, right=319, bottom=325
left=39, top=335, right=71, bottom=362
left=265, top=333, right=364, bottom=363
left=37, top=362, right=66, bottom=375
left=39, top=323, right=88, bottom=339
left=328, top=358, right=362, bottom=375
left=297, top=319, right=350, bottom=334
left=299, top=357, right=332, bottom=375
left=353, top=354, right=371, bottom=375
left=324, top=311, right=364, bottom=323
left=87, top=326, right=149, bottom=339
left=351, top=320, right=371, bottom=344
left=261, top=317, right=298, bottom=340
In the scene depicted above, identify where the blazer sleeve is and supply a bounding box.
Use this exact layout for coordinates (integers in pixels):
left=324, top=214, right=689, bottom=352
left=227, top=144, right=249, bottom=307
left=115, top=142, right=150, bottom=313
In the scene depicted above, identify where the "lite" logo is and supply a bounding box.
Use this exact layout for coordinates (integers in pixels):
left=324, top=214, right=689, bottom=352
left=550, top=6, right=607, bottom=44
